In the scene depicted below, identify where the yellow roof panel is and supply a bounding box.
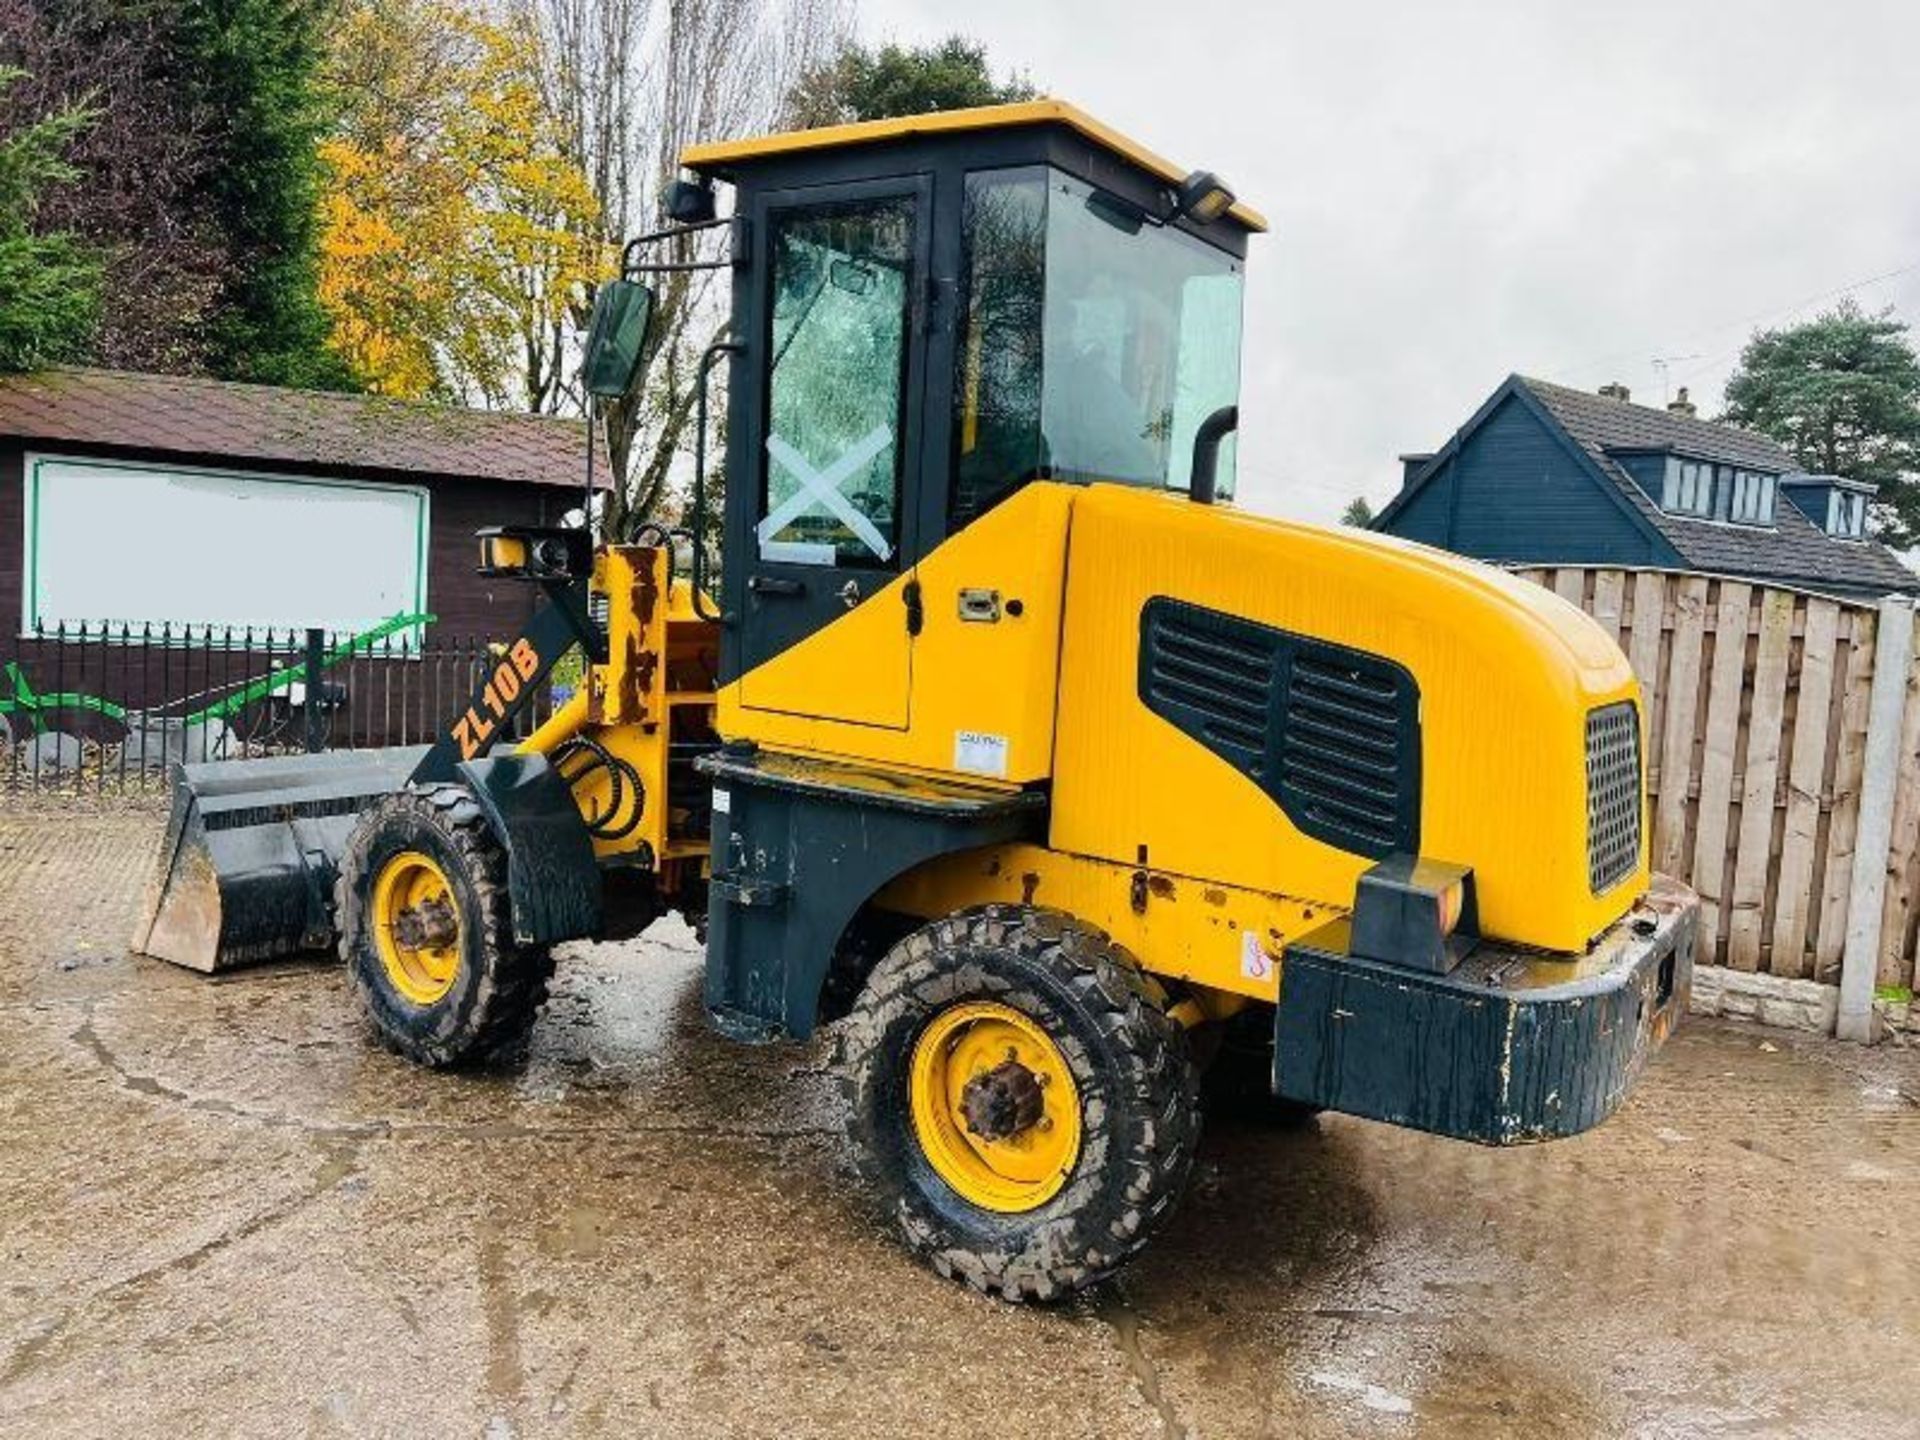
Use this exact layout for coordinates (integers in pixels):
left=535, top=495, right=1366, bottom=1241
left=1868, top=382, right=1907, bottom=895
left=680, top=98, right=1268, bottom=233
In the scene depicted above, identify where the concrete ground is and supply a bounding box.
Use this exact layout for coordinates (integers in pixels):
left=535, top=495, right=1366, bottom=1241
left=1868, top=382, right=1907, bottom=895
left=1, top=801, right=1916, bottom=1439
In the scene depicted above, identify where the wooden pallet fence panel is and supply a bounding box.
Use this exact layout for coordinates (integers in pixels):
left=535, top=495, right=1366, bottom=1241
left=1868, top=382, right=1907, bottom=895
left=1816, top=607, right=1876, bottom=982
left=1770, top=599, right=1838, bottom=979
left=1590, top=569, right=1627, bottom=644
left=1627, top=571, right=1669, bottom=752
left=1875, top=644, right=1920, bottom=987
left=1512, top=567, right=1911, bottom=993
left=1725, top=588, right=1796, bottom=972
left=1691, top=581, right=1752, bottom=966
left=1655, top=576, right=1711, bottom=879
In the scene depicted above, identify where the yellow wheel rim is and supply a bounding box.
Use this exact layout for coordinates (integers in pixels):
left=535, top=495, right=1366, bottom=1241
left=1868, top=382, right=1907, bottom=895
left=908, top=1001, right=1082, bottom=1213
left=372, top=850, right=462, bottom=1006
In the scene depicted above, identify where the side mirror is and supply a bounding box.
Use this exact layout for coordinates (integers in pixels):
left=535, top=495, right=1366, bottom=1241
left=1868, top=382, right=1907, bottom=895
left=582, top=279, right=657, bottom=399
left=665, top=177, right=717, bottom=225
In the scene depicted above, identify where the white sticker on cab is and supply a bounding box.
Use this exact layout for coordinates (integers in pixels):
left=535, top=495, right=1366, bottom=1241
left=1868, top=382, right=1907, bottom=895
left=954, top=730, right=1010, bottom=778
left=711, top=787, right=731, bottom=815
left=1240, top=928, right=1272, bottom=982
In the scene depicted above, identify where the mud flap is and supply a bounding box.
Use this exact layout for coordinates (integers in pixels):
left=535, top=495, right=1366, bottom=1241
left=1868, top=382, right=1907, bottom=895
left=1273, top=875, right=1697, bottom=1144
left=696, top=746, right=1046, bottom=1042
left=456, top=753, right=602, bottom=947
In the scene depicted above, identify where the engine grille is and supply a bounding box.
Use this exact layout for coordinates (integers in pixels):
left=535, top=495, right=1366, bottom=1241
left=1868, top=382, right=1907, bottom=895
left=1139, top=599, right=1421, bottom=858
left=1585, top=701, right=1642, bottom=894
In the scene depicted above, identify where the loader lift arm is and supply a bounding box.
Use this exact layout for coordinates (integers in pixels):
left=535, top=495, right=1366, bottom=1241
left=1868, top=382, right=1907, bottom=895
left=408, top=526, right=603, bottom=786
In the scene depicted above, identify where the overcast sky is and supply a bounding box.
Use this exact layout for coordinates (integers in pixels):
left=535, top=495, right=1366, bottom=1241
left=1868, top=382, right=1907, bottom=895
left=857, top=0, right=1920, bottom=522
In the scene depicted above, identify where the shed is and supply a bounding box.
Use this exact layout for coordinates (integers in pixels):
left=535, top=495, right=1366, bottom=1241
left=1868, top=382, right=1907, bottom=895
left=0, top=367, right=600, bottom=645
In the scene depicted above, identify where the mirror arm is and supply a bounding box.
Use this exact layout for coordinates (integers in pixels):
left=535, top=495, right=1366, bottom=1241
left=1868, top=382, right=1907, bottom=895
left=690, top=338, right=743, bottom=625
left=622, top=216, right=733, bottom=277
left=583, top=394, right=598, bottom=539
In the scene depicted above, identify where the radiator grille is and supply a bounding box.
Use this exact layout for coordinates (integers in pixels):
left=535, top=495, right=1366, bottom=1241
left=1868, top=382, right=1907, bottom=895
left=1140, top=599, right=1420, bottom=858
left=1280, top=653, right=1412, bottom=855
left=1585, top=701, right=1642, bottom=895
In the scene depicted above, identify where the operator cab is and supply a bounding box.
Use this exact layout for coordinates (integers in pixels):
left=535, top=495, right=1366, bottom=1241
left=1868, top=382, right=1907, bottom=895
left=667, top=100, right=1264, bottom=721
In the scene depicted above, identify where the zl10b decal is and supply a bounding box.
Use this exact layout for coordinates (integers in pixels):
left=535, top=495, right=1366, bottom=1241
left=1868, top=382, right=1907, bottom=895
left=451, top=639, right=542, bottom=760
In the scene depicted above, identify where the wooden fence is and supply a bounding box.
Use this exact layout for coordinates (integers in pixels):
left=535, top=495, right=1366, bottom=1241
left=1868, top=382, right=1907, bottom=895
left=1515, top=567, right=1918, bottom=1010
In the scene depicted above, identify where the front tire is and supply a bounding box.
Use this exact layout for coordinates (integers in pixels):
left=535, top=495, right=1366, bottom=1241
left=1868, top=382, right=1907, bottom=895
left=334, top=784, right=554, bottom=1068
left=839, top=905, right=1200, bottom=1301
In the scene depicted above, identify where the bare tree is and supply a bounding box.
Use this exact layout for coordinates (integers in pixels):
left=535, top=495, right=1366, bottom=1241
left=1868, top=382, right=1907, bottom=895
left=513, top=0, right=849, bottom=537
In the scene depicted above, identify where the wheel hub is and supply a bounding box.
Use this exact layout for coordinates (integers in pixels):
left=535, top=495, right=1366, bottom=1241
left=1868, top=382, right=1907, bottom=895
left=907, top=1001, right=1082, bottom=1213
left=391, top=896, right=458, bottom=951
left=960, top=1058, right=1046, bottom=1140
left=371, top=850, right=462, bottom=1006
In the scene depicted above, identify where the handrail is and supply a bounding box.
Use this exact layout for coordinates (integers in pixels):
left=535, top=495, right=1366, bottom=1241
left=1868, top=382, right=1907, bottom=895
left=690, top=339, right=743, bottom=625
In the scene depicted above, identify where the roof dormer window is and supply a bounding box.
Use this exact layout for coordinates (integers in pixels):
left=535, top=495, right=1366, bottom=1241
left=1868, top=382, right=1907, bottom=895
left=1728, top=469, right=1776, bottom=526
left=1829, top=488, right=1869, bottom=539
left=1661, top=457, right=1714, bottom=517
left=1657, top=456, right=1776, bottom=525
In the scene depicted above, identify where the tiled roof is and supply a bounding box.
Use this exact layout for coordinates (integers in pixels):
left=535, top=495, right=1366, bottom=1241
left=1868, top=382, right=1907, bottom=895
left=1519, top=377, right=1918, bottom=595
left=1520, top=377, right=1795, bottom=471
left=0, top=367, right=601, bottom=488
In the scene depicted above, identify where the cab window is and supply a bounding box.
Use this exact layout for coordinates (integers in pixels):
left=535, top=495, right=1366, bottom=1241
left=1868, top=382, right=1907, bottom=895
left=951, top=167, right=1245, bottom=527
left=761, top=196, right=914, bottom=567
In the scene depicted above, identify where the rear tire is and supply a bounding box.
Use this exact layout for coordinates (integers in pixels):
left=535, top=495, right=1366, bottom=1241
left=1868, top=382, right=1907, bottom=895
left=839, top=904, right=1200, bottom=1302
left=334, top=784, right=554, bottom=1068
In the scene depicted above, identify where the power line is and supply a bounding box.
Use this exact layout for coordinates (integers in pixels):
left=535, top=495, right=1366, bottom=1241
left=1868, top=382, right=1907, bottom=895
left=1550, top=258, right=1920, bottom=380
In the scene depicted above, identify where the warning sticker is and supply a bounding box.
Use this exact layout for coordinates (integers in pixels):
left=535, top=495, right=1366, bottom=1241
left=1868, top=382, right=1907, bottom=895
left=954, top=730, right=1010, bottom=779
left=711, top=787, right=731, bottom=815
left=1240, top=928, right=1273, bottom=982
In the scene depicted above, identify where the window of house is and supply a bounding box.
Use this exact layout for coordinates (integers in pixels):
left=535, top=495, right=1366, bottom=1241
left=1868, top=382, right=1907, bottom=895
left=1661, top=457, right=1715, bottom=518
left=23, top=454, right=429, bottom=646
left=1829, top=489, right=1869, bottom=539
left=1728, top=469, right=1777, bottom=526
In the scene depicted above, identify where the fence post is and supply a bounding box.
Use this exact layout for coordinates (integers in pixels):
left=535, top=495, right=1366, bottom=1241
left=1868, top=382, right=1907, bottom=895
left=1837, top=596, right=1914, bottom=1042
left=304, top=628, right=326, bottom=754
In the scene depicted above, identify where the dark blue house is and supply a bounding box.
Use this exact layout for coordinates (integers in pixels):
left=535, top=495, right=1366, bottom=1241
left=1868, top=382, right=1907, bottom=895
left=1376, top=375, right=1917, bottom=599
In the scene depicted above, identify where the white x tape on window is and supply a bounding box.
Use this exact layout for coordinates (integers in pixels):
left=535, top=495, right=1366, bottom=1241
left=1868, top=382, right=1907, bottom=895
left=759, top=424, right=895, bottom=563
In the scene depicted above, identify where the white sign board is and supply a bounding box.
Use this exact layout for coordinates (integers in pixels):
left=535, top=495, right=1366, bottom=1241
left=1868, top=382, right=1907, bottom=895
left=23, top=454, right=430, bottom=646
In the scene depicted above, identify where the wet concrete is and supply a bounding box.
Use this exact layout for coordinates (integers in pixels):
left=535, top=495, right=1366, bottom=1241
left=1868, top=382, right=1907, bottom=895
left=2, top=800, right=1917, bottom=1437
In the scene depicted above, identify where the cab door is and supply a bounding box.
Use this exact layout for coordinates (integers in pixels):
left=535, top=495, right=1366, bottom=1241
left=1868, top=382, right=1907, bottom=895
left=736, top=176, right=931, bottom=728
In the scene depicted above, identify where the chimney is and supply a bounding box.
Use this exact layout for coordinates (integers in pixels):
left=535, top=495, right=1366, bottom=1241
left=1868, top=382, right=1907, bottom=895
left=1667, top=386, right=1697, bottom=418
left=1597, top=381, right=1631, bottom=402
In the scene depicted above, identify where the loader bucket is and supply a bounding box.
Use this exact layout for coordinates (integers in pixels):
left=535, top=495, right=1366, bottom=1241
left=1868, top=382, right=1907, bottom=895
left=134, top=746, right=429, bottom=973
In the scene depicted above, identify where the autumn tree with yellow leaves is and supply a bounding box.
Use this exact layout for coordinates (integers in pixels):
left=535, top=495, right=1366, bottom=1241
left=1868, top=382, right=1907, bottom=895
left=319, top=0, right=605, bottom=410
left=319, top=0, right=848, bottom=537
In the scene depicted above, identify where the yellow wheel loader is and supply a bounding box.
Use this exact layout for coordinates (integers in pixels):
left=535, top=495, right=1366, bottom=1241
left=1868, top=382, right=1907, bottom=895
left=137, top=100, right=1697, bottom=1300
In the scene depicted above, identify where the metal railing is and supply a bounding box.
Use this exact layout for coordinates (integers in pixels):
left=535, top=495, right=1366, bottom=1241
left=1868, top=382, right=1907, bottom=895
left=2, top=617, right=570, bottom=796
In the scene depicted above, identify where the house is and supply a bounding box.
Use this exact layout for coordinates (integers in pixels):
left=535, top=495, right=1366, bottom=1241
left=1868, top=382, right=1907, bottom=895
left=0, top=366, right=600, bottom=647
left=1375, top=375, right=1918, bottom=600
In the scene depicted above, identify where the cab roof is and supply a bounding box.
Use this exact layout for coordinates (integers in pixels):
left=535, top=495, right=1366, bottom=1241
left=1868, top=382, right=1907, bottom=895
left=680, top=97, right=1269, bottom=233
